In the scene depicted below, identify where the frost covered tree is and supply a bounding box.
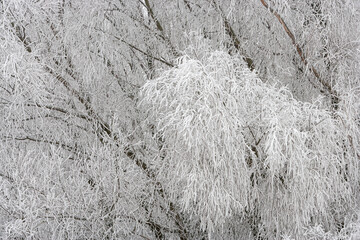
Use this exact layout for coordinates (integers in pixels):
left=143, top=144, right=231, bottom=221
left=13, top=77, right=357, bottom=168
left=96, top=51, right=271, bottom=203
left=0, top=0, right=359, bottom=239
left=141, top=46, right=360, bottom=239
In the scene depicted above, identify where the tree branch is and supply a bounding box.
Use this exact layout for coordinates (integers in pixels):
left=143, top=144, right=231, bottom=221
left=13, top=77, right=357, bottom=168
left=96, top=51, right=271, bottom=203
left=211, top=0, right=255, bottom=71
left=143, top=0, right=180, bottom=57
left=116, top=36, right=174, bottom=67
left=260, top=0, right=338, bottom=100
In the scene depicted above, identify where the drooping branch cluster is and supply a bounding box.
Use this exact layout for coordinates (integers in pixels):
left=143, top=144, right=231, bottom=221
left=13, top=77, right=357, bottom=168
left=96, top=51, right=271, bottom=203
left=141, top=50, right=359, bottom=237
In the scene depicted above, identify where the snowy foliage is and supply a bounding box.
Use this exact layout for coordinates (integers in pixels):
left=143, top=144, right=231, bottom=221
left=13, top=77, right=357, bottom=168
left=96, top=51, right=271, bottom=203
left=0, top=0, right=359, bottom=239
left=141, top=49, right=359, bottom=238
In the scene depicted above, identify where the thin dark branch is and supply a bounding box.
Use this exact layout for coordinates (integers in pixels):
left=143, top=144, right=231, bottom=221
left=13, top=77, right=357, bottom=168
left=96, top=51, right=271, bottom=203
left=42, top=214, right=88, bottom=222
left=115, top=35, right=174, bottom=67
left=183, top=0, right=192, bottom=12
left=0, top=172, right=15, bottom=183
left=102, top=15, right=174, bottom=67
left=260, top=0, right=338, bottom=100
left=143, top=0, right=180, bottom=57
left=24, top=102, right=91, bottom=121
left=211, top=0, right=255, bottom=71
left=9, top=136, right=78, bottom=153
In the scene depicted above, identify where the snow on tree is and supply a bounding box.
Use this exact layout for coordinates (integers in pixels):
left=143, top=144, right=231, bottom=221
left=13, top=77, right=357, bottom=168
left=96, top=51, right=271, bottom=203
left=0, top=0, right=359, bottom=239
left=141, top=46, right=359, bottom=238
